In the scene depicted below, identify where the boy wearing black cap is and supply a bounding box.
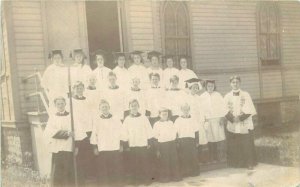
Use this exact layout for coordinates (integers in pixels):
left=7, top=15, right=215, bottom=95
left=42, top=50, right=66, bottom=101
left=112, top=52, right=130, bottom=91
left=69, top=49, right=92, bottom=86
left=42, top=50, right=72, bottom=115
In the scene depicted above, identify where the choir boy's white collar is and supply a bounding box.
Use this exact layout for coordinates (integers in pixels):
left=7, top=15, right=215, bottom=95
left=100, top=113, right=112, bottom=119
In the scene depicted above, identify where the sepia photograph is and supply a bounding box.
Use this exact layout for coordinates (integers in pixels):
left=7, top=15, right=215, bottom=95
left=1, top=0, right=300, bottom=187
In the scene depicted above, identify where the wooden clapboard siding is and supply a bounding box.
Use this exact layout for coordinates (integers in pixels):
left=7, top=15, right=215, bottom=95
left=190, top=1, right=258, bottom=71
left=280, top=2, right=300, bottom=97
left=152, top=1, right=162, bottom=52
left=11, top=1, right=46, bottom=120
left=126, top=0, right=154, bottom=51
left=262, top=71, right=283, bottom=98
left=281, top=2, right=300, bottom=65
left=284, top=70, right=300, bottom=95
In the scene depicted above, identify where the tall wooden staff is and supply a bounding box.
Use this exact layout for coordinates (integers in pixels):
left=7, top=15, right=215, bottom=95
left=67, top=65, right=78, bottom=187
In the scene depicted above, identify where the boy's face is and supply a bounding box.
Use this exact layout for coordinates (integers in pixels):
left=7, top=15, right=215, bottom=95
left=52, top=54, right=63, bottom=65
left=74, top=53, right=83, bottom=64
left=170, top=79, right=179, bottom=87
left=75, top=85, right=84, bottom=96
left=206, top=82, right=215, bottom=93
left=89, top=77, right=97, bottom=86
left=55, top=99, right=66, bottom=112
left=129, top=102, right=139, bottom=114
left=180, top=59, right=187, bottom=69
left=96, top=55, right=104, bottom=67
left=108, top=75, right=117, bottom=85
left=151, top=56, right=159, bottom=67
left=150, top=75, right=160, bottom=86
left=230, top=79, right=240, bottom=90
left=181, top=105, right=190, bottom=116
left=160, top=111, right=169, bottom=121
left=117, top=56, right=126, bottom=67
left=166, top=58, right=174, bottom=68
left=133, top=55, right=141, bottom=64
left=190, top=84, right=199, bottom=94
left=132, top=78, right=140, bottom=87
left=100, top=103, right=110, bottom=115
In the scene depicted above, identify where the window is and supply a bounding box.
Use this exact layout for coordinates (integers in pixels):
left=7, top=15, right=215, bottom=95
left=161, top=2, right=191, bottom=68
left=257, top=2, right=281, bottom=66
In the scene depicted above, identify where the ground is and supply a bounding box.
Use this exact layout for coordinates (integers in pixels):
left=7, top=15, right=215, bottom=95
left=145, top=164, right=300, bottom=187
left=2, top=163, right=299, bottom=187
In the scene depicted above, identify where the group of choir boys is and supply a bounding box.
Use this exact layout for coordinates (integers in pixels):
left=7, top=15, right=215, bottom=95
left=43, top=49, right=257, bottom=187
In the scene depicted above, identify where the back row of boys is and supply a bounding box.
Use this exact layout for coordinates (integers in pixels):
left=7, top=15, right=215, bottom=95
left=43, top=49, right=257, bottom=186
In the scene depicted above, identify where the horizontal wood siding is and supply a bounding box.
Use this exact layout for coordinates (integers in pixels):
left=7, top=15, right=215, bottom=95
left=262, top=71, right=283, bottom=98
left=280, top=2, right=300, bottom=96
left=190, top=1, right=258, bottom=70
left=11, top=1, right=46, bottom=120
left=189, top=1, right=260, bottom=99
left=127, top=0, right=154, bottom=51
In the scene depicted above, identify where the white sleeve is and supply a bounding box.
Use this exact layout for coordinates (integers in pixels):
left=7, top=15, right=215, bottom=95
left=43, top=117, right=59, bottom=142
left=144, top=117, right=154, bottom=139
left=122, top=118, right=129, bottom=141
left=90, top=117, right=98, bottom=145
left=242, top=92, right=257, bottom=115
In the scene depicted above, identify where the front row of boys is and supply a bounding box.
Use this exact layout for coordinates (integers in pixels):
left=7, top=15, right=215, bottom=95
left=45, top=96, right=203, bottom=187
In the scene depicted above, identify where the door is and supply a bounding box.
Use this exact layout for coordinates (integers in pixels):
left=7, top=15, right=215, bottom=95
left=85, top=1, right=122, bottom=69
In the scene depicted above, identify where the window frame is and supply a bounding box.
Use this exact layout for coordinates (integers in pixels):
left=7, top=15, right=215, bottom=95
left=257, top=1, right=281, bottom=67
left=160, top=1, right=192, bottom=69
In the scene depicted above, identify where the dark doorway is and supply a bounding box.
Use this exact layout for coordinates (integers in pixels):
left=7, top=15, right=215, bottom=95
left=86, top=1, right=121, bottom=69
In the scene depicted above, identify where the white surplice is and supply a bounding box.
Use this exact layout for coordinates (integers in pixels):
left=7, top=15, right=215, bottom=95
left=44, top=112, right=73, bottom=153
left=153, top=120, right=177, bottom=143
left=200, top=91, right=227, bottom=142
left=224, top=90, right=257, bottom=134
left=113, top=66, right=130, bottom=91
left=90, top=114, right=126, bottom=152
left=123, top=114, right=154, bottom=147
left=92, top=66, right=112, bottom=90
